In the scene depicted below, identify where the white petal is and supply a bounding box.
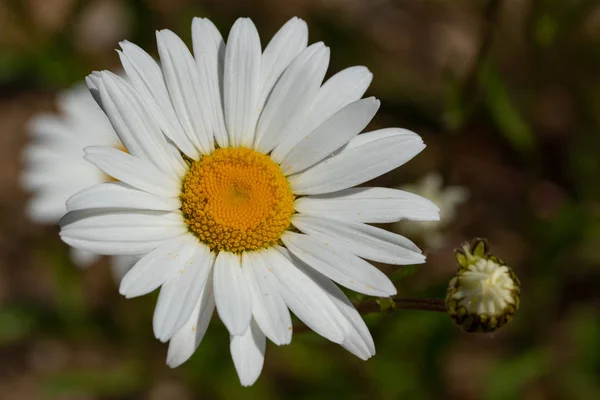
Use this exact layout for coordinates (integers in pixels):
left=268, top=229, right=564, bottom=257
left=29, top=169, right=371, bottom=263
left=281, top=232, right=397, bottom=297
left=254, top=43, right=329, bottom=153
left=213, top=251, right=252, bottom=335
left=119, top=234, right=195, bottom=298
left=69, top=248, right=101, bottom=269
left=61, top=236, right=165, bottom=256
left=260, top=17, right=308, bottom=107
left=66, top=182, right=181, bottom=212
left=262, top=247, right=349, bottom=343
left=84, top=146, right=180, bottom=197
left=59, top=209, right=186, bottom=255
left=153, top=241, right=213, bottom=342
left=341, top=126, right=409, bottom=150
left=95, top=72, right=185, bottom=178
left=191, top=17, right=228, bottom=148
left=157, top=29, right=214, bottom=154
left=294, top=260, right=375, bottom=360
left=60, top=209, right=186, bottom=256
left=281, top=97, right=380, bottom=175
left=292, top=215, right=425, bottom=265
left=289, top=128, right=425, bottom=195
left=242, top=252, right=292, bottom=346
left=294, top=187, right=440, bottom=223
left=271, top=66, right=372, bottom=163
left=118, top=41, right=199, bottom=159
left=167, top=272, right=215, bottom=368
left=224, top=18, right=261, bottom=147
left=230, top=319, right=266, bottom=387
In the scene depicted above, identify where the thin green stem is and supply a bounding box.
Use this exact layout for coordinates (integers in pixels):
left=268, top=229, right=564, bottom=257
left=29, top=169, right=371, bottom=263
left=355, top=297, right=447, bottom=315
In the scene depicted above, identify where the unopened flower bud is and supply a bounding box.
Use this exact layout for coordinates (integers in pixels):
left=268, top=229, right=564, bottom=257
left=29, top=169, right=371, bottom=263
left=446, top=238, right=520, bottom=333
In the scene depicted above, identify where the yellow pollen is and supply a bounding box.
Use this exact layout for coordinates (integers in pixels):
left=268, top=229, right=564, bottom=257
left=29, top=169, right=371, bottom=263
left=181, top=148, right=295, bottom=253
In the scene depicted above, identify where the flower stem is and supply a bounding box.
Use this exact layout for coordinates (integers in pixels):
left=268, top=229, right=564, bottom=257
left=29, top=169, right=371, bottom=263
left=355, top=297, right=447, bottom=314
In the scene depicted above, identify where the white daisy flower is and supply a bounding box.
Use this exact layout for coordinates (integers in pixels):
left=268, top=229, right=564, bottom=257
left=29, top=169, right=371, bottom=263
left=21, top=84, right=136, bottom=280
left=59, top=17, right=440, bottom=386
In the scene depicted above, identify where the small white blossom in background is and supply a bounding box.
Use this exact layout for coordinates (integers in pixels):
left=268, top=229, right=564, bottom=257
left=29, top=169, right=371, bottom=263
left=20, top=84, right=136, bottom=281
left=394, top=172, right=468, bottom=250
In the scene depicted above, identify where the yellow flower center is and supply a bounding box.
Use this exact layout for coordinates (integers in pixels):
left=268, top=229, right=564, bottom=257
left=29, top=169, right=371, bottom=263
left=181, top=148, right=295, bottom=253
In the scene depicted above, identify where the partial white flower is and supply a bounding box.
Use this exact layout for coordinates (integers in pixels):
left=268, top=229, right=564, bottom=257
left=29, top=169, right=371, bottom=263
left=394, top=172, right=468, bottom=250
left=20, top=84, right=136, bottom=280
left=59, top=17, right=440, bottom=386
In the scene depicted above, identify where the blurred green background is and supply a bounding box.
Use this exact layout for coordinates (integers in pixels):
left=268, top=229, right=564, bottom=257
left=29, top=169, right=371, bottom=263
left=2, top=0, right=600, bottom=398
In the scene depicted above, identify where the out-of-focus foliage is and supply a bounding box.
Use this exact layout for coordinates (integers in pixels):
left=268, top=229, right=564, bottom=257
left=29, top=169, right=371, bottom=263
left=1, top=0, right=600, bottom=398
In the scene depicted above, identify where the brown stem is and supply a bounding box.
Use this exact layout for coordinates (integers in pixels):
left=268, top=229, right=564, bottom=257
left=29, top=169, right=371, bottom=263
left=355, top=297, right=447, bottom=314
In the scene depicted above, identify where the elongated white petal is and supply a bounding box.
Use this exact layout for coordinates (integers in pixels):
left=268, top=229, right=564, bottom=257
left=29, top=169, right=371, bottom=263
left=119, top=234, right=195, bottom=298
left=157, top=29, right=214, bottom=155
left=213, top=251, right=252, bottom=335
left=289, top=128, right=425, bottom=195
left=294, top=187, right=440, bottom=223
left=260, top=17, right=308, bottom=107
left=60, top=208, right=186, bottom=243
left=271, top=66, right=372, bottom=163
left=254, top=43, right=329, bottom=153
left=294, top=259, right=375, bottom=360
left=230, top=319, right=266, bottom=387
left=224, top=18, right=261, bottom=147
left=281, top=232, right=397, bottom=297
left=60, top=236, right=165, bottom=256
left=263, top=247, right=350, bottom=343
left=292, top=215, right=425, bottom=265
left=95, top=71, right=185, bottom=178
left=192, top=17, right=228, bottom=148
left=242, top=252, right=292, bottom=346
left=66, top=182, right=181, bottom=212
left=84, top=146, right=180, bottom=197
left=153, top=241, right=213, bottom=342
left=167, top=272, right=215, bottom=368
left=118, top=41, right=199, bottom=159
left=281, top=97, right=380, bottom=175
left=340, top=126, right=406, bottom=149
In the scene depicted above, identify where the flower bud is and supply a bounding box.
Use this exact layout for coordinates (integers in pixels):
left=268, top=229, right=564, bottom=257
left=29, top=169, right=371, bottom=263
left=446, top=238, right=520, bottom=333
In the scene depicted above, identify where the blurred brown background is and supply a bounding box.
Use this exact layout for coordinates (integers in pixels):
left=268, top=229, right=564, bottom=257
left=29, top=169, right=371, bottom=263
left=1, top=0, right=600, bottom=399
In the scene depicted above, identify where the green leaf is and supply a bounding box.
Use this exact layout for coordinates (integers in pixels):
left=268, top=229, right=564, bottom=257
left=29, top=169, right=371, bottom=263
left=376, top=297, right=396, bottom=312
left=479, top=63, right=536, bottom=154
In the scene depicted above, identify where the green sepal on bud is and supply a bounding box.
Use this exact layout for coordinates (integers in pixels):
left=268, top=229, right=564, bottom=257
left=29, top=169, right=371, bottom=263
left=446, top=238, right=520, bottom=333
